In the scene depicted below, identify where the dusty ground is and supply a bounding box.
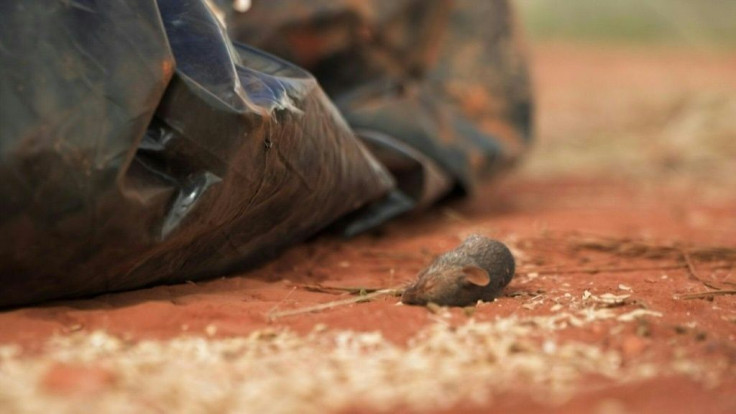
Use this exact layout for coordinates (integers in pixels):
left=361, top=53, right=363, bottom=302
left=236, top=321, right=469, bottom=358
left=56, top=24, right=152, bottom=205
left=1, top=44, right=735, bottom=413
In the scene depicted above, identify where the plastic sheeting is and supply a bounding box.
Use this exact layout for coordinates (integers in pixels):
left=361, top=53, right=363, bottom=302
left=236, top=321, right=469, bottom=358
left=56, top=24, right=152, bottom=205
left=0, top=0, right=392, bottom=307
left=227, top=0, right=533, bottom=195
left=0, top=0, right=532, bottom=307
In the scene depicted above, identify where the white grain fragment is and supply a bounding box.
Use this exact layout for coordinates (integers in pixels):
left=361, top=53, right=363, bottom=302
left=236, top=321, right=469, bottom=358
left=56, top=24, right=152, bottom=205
left=597, top=293, right=630, bottom=304
left=617, top=309, right=663, bottom=322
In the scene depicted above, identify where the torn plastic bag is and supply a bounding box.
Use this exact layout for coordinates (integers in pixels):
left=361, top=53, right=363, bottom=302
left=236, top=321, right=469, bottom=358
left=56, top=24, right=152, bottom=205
left=226, top=0, right=533, bottom=207
left=0, top=0, right=392, bottom=307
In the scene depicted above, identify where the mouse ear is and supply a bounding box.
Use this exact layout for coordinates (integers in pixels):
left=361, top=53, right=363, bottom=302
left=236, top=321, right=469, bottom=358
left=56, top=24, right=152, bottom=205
left=462, top=266, right=490, bottom=286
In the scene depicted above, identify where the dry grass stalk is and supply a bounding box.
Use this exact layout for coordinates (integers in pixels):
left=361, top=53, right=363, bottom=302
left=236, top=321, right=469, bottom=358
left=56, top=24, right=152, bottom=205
left=268, top=288, right=403, bottom=320
left=567, top=233, right=736, bottom=263
left=676, top=290, right=736, bottom=300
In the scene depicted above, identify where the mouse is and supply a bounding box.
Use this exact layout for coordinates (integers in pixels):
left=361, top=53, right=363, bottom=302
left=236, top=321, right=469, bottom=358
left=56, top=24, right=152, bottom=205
left=401, top=234, right=515, bottom=307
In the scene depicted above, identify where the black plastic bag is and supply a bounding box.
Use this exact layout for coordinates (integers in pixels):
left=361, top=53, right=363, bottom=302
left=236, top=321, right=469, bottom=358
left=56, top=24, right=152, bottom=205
left=0, top=0, right=392, bottom=307
left=228, top=0, right=533, bottom=198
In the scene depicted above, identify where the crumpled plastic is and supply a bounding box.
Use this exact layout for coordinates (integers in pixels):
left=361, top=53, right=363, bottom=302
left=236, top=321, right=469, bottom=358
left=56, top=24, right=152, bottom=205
left=226, top=0, right=533, bottom=194
left=0, top=0, right=531, bottom=307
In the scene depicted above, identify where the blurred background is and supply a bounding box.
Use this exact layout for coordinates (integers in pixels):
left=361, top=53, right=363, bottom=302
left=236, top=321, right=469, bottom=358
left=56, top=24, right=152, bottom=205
left=513, top=0, right=736, bottom=189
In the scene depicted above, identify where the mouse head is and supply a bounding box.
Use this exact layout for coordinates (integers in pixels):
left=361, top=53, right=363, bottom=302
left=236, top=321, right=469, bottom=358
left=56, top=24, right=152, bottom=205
left=401, top=265, right=490, bottom=307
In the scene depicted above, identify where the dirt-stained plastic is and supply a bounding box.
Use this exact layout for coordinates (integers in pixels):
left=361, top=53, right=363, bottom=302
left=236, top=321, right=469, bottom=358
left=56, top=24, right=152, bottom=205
left=0, top=0, right=393, bottom=307
left=227, top=0, right=533, bottom=195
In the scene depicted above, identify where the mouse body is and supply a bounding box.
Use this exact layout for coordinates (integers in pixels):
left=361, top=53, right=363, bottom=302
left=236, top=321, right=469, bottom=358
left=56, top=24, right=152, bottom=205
left=401, top=234, right=515, bottom=307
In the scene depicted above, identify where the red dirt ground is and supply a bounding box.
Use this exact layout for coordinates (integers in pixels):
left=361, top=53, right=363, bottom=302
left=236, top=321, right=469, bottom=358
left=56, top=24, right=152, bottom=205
left=1, top=44, right=735, bottom=413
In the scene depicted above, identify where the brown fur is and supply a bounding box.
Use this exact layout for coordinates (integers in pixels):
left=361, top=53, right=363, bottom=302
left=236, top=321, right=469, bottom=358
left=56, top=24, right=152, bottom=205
left=401, top=235, right=515, bottom=307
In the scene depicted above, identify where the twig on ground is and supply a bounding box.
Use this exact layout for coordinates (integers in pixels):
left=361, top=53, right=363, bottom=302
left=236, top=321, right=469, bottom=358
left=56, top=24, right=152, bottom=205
left=564, top=233, right=736, bottom=263
left=676, top=290, right=736, bottom=300
left=680, top=248, right=722, bottom=290
left=268, top=288, right=404, bottom=320
left=518, top=263, right=732, bottom=276
left=720, top=270, right=736, bottom=287
left=266, top=286, right=297, bottom=316
left=302, top=285, right=392, bottom=295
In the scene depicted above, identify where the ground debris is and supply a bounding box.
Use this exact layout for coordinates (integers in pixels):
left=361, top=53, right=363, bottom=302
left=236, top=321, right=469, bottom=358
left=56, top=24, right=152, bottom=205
left=676, top=290, right=736, bottom=300
left=0, top=309, right=725, bottom=414
left=565, top=234, right=736, bottom=263
left=581, top=290, right=644, bottom=309
left=268, top=288, right=403, bottom=320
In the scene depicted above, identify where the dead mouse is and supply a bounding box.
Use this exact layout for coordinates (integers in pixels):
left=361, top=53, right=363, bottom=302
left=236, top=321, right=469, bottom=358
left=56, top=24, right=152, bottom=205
left=401, top=234, right=515, bottom=307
